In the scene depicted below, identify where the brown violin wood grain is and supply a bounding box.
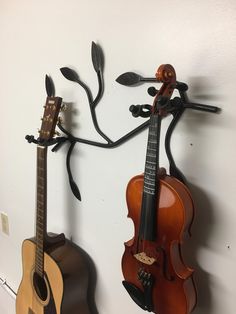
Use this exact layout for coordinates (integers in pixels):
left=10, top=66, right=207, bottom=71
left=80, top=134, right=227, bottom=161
left=122, top=174, right=197, bottom=314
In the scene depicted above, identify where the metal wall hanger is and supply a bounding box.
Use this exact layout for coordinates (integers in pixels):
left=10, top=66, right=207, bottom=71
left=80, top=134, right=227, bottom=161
left=57, top=42, right=151, bottom=148
left=26, top=42, right=220, bottom=200
left=114, top=70, right=220, bottom=184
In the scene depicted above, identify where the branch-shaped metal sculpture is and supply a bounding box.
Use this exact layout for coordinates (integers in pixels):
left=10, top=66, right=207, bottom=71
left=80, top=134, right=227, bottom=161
left=58, top=43, right=220, bottom=185
left=115, top=71, right=220, bottom=183
left=116, top=72, right=156, bottom=86
left=59, top=41, right=150, bottom=148
left=26, top=43, right=221, bottom=201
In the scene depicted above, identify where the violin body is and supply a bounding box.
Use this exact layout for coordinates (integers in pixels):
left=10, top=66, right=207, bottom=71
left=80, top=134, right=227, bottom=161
left=122, top=172, right=197, bottom=314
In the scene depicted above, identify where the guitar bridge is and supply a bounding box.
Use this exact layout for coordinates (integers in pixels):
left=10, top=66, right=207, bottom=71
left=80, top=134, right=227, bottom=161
left=134, top=252, right=156, bottom=265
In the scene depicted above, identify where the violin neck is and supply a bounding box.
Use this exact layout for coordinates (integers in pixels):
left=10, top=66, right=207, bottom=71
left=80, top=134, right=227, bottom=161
left=139, top=114, right=162, bottom=241
left=143, top=114, right=161, bottom=195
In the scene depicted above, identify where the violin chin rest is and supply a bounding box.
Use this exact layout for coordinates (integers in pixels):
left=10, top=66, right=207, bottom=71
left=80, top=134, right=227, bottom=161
left=122, top=280, right=149, bottom=311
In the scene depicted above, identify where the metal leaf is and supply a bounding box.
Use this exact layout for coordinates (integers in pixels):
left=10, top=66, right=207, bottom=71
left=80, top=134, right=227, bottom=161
left=60, top=67, right=79, bottom=82
left=91, top=41, right=103, bottom=72
left=116, top=72, right=142, bottom=86
left=70, top=180, right=81, bottom=201
left=45, top=75, right=55, bottom=97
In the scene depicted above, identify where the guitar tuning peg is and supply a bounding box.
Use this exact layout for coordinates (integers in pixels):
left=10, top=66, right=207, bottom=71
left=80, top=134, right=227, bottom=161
left=60, top=103, right=68, bottom=111
left=57, top=117, right=63, bottom=124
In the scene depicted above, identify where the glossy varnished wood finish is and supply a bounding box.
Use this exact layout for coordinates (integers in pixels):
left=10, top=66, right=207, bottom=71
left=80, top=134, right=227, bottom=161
left=122, top=174, right=197, bottom=314
left=16, top=97, right=93, bottom=314
left=16, top=239, right=90, bottom=314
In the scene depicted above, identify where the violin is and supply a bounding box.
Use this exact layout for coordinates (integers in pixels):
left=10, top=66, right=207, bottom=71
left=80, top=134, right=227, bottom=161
left=122, top=64, right=197, bottom=313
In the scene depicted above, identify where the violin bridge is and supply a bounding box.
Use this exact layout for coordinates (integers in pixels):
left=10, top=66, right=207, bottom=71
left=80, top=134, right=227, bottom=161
left=134, top=252, right=156, bottom=265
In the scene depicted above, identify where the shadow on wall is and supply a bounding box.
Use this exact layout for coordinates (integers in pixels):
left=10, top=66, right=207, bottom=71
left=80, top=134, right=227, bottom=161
left=63, top=102, right=99, bottom=314
left=184, top=183, right=215, bottom=314
left=180, top=75, right=222, bottom=314
left=188, top=76, right=223, bottom=101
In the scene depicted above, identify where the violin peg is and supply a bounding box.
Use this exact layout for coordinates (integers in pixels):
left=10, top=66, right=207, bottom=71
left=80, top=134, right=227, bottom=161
left=158, top=167, right=167, bottom=178
left=147, top=86, right=158, bottom=97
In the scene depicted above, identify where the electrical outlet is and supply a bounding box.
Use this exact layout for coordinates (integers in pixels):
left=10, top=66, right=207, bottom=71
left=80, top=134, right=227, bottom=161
left=1, top=213, right=9, bottom=236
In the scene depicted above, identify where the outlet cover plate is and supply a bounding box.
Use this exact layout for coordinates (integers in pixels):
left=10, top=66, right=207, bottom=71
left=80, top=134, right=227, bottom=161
left=1, top=213, right=9, bottom=235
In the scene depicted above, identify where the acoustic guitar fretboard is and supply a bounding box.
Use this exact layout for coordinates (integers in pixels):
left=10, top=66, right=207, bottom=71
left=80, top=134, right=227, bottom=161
left=35, top=146, right=47, bottom=276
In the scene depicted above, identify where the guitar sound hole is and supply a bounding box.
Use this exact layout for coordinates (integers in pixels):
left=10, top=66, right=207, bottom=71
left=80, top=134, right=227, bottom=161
left=33, top=272, right=48, bottom=301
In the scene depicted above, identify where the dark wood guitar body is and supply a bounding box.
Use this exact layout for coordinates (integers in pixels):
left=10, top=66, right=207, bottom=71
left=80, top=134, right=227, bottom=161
left=122, top=174, right=196, bottom=314
left=16, top=237, right=90, bottom=314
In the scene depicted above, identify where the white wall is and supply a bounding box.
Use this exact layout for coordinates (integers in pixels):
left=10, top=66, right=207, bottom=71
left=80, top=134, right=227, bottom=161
left=0, top=284, right=15, bottom=314
left=0, top=0, right=236, bottom=313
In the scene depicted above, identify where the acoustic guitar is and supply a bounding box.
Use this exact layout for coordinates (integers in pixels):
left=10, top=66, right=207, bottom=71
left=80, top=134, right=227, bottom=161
left=16, top=97, right=90, bottom=314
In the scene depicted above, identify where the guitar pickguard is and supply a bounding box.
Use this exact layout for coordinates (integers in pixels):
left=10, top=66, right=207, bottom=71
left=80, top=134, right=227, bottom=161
left=44, top=283, right=57, bottom=314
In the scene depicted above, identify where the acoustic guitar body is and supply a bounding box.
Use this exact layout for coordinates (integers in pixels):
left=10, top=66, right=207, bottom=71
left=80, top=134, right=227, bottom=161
left=16, top=238, right=90, bottom=314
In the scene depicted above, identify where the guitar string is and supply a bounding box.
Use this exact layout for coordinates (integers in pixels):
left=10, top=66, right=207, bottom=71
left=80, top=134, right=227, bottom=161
left=32, top=146, right=47, bottom=312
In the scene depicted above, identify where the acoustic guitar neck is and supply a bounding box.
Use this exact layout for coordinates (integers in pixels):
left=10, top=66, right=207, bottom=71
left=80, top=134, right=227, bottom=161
left=34, top=96, right=62, bottom=277
left=35, top=145, right=48, bottom=277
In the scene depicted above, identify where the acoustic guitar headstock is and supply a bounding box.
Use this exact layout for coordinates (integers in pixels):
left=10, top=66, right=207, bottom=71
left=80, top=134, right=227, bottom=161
left=38, top=97, right=62, bottom=141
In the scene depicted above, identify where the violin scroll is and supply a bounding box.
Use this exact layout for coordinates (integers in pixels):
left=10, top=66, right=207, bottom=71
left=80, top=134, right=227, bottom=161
left=152, top=64, right=177, bottom=115
left=156, top=64, right=176, bottom=84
